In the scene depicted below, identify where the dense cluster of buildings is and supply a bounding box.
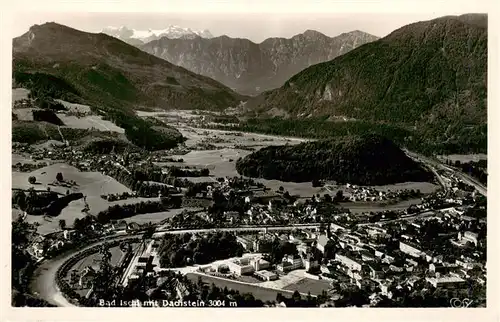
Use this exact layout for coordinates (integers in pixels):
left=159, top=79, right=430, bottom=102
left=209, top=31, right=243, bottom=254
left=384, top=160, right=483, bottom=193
left=122, top=240, right=160, bottom=287
left=218, top=194, right=486, bottom=305
left=12, top=131, right=487, bottom=307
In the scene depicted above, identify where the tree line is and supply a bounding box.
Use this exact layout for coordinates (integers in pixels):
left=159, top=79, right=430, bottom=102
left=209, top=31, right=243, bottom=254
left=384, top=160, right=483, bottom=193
left=209, top=117, right=486, bottom=156
left=236, top=134, right=434, bottom=185
left=12, top=189, right=84, bottom=217
left=158, top=232, right=244, bottom=268
left=96, top=196, right=182, bottom=224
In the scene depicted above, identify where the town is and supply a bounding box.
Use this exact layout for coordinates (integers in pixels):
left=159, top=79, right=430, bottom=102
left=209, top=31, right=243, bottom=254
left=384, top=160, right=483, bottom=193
left=12, top=125, right=487, bottom=308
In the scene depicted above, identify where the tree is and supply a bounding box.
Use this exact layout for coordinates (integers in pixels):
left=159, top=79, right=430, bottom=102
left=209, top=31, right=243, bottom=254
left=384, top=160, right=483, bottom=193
left=56, top=172, right=64, bottom=182
left=28, top=176, right=36, bottom=184
left=323, top=194, right=332, bottom=203
left=13, top=190, right=27, bottom=210
left=58, top=219, right=66, bottom=230
left=334, top=190, right=344, bottom=202
left=142, top=226, right=155, bottom=240
left=292, top=290, right=301, bottom=302
left=323, top=240, right=338, bottom=260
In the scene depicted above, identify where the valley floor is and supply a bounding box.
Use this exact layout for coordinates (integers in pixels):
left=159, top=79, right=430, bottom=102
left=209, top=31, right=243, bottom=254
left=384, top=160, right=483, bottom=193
left=12, top=108, right=445, bottom=235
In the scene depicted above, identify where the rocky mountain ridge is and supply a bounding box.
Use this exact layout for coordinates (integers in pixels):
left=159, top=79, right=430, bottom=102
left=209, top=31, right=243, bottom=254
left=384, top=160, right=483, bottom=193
left=140, top=29, right=379, bottom=95
left=246, top=14, right=487, bottom=153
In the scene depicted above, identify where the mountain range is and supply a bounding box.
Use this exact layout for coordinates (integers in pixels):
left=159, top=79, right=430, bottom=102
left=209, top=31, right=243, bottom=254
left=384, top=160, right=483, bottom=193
left=102, top=25, right=214, bottom=45
left=140, top=30, right=379, bottom=95
left=11, top=14, right=488, bottom=154
left=246, top=14, right=487, bottom=153
left=13, top=22, right=244, bottom=113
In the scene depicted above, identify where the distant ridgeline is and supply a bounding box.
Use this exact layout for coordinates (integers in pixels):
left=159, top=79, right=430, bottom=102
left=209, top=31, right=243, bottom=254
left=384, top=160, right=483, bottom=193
left=12, top=22, right=245, bottom=151
left=235, top=134, right=434, bottom=185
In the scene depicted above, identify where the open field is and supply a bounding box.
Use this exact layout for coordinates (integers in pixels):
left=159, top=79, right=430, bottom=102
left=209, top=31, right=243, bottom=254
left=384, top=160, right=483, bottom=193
left=12, top=160, right=204, bottom=234
left=55, top=99, right=92, bottom=114
left=320, top=181, right=438, bottom=196
left=282, top=277, right=332, bottom=296
left=185, top=273, right=300, bottom=302
left=172, top=148, right=323, bottom=196
left=12, top=108, right=34, bottom=121
left=339, top=198, right=423, bottom=214
left=12, top=88, right=30, bottom=102
left=12, top=163, right=166, bottom=234
left=182, top=176, right=218, bottom=183
left=122, top=208, right=201, bottom=224
left=172, top=148, right=250, bottom=178
left=57, top=114, right=125, bottom=133
left=258, top=269, right=306, bottom=290
left=137, top=109, right=205, bottom=121
left=152, top=161, right=187, bottom=167
left=177, top=126, right=305, bottom=149
left=259, top=179, right=323, bottom=197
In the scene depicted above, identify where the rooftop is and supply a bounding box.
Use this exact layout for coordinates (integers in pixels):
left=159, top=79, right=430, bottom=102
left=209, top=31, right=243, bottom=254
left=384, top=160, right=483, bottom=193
left=317, top=234, right=330, bottom=247
left=255, top=270, right=277, bottom=277
left=427, top=275, right=466, bottom=283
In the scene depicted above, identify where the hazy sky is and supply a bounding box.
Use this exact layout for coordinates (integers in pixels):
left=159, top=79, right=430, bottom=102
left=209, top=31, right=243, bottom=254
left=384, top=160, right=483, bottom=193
left=10, top=12, right=476, bottom=42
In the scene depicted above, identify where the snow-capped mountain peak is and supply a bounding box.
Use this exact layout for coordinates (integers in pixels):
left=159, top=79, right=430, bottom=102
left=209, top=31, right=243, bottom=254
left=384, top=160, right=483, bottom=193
left=101, top=25, right=214, bottom=44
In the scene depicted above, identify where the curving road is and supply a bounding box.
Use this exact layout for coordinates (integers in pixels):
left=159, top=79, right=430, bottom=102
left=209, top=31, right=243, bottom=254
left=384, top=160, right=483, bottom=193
left=30, top=235, right=139, bottom=307
left=405, top=150, right=487, bottom=197
left=32, top=224, right=322, bottom=306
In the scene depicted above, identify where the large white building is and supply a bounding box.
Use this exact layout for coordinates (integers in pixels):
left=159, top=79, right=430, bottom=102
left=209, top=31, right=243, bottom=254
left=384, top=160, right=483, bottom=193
left=226, top=256, right=270, bottom=276
left=335, top=253, right=363, bottom=272
left=316, top=234, right=330, bottom=253
left=399, top=241, right=424, bottom=258
left=460, top=231, right=479, bottom=246
left=277, top=254, right=303, bottom=273
left=426, top=276, right=467, bottom=289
